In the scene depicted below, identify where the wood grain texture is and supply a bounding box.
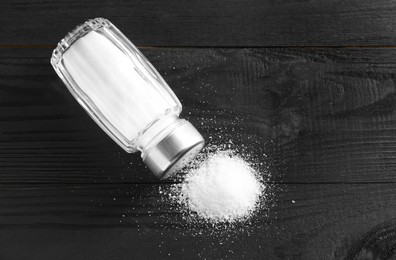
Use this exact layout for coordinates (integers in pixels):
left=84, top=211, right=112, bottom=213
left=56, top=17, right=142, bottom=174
left=0, top=183, right=395, bottom=259
left=2, top=0, right=396, bottom=46
left=1, top=48, right=396, bottom=183
left=3, top=1, right=396, bottom=259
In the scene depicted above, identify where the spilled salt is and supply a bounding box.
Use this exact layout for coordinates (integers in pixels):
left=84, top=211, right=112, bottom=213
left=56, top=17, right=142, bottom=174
left=174, top=151, right=264, bottom=222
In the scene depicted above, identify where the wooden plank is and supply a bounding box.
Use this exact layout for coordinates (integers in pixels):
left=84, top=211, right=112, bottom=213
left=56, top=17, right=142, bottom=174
left=1, top=0, right=396, bottom=46
left=1, top=48, right=396, bottom=183
left=0, top=183, right=395, bottom=259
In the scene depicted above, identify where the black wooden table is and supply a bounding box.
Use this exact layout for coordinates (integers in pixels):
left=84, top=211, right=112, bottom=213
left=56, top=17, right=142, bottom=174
left=2, top=1, right=396, bottom=259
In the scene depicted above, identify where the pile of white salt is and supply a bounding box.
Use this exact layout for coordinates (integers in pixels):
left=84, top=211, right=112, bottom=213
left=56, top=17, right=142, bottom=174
left=172, top=151, right=264, bottom=223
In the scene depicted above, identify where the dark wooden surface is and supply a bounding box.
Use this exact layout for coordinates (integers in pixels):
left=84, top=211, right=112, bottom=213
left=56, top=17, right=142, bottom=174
left=1, top=183, right=396, bottom=259
left=2, top=1, right=396, bottom=260
left=2, top=0, right=396, bottom=47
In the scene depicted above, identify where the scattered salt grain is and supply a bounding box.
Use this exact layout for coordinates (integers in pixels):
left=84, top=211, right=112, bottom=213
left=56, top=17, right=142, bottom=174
left=174, top=151, right=264, bottom=223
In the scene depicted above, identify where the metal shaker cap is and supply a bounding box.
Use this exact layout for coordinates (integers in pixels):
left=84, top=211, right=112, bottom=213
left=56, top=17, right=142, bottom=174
left=143, top=121, right=205, bottom=179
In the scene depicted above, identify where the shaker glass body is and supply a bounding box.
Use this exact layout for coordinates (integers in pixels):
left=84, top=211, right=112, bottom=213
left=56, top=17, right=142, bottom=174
left=51, top=18, right=204, bottom=179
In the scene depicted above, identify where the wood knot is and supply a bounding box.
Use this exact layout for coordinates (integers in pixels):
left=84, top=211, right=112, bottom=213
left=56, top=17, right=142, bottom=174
left=343, top=219, right=396, bottom=260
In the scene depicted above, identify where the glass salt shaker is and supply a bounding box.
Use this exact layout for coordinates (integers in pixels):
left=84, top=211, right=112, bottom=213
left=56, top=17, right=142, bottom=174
left=50, top=18, right=205, bottom=179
